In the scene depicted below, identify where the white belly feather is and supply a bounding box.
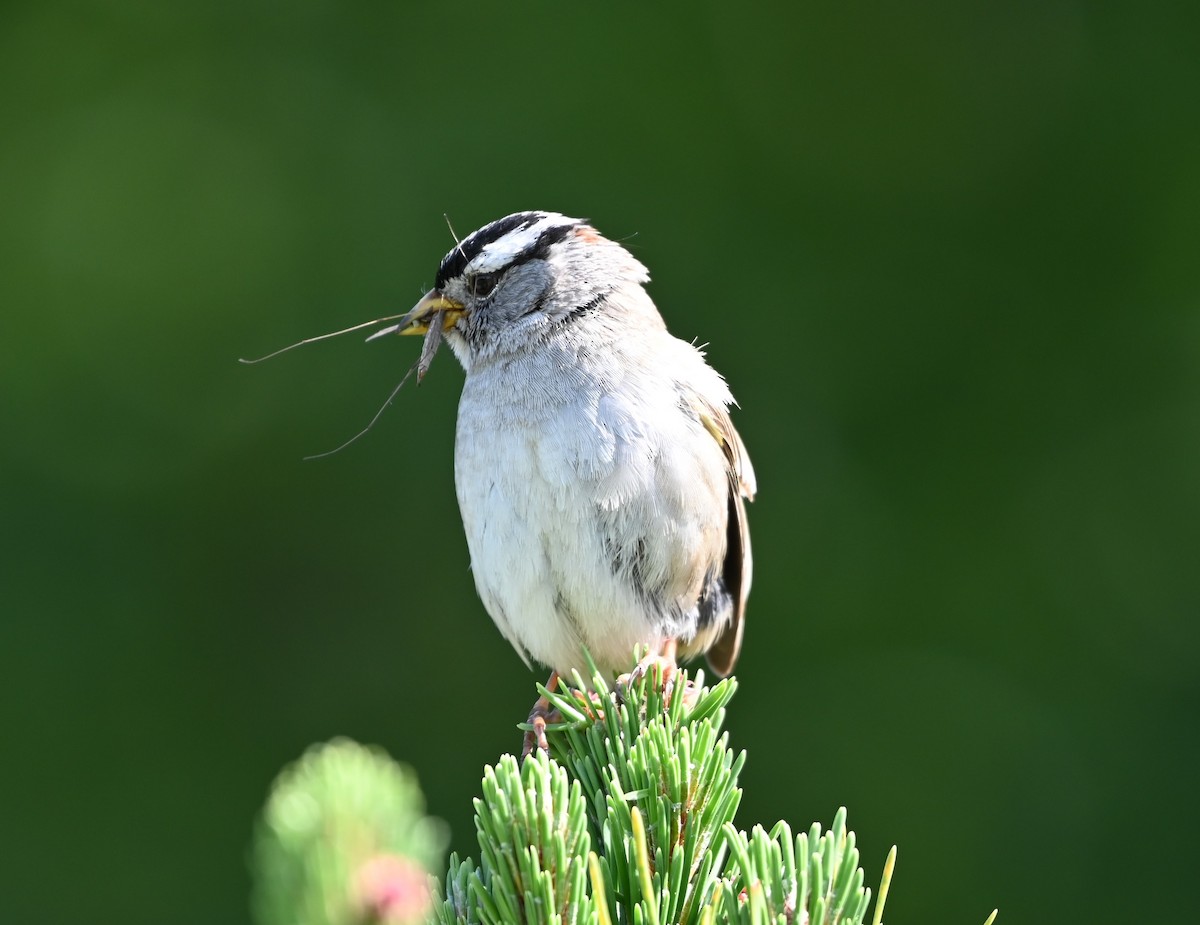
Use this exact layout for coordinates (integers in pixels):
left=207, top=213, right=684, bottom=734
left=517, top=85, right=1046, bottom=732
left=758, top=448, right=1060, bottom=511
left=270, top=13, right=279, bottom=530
left=453, top=332, right=730, bottom=679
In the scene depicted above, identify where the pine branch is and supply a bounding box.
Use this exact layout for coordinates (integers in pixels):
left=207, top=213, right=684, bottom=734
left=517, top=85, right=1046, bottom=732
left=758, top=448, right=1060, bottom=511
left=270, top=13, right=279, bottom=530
left=252, top=738, right=449, bottom=925
left=432, top=662, right=894, bottom=925
left=251, top=662, right=997, bottom=925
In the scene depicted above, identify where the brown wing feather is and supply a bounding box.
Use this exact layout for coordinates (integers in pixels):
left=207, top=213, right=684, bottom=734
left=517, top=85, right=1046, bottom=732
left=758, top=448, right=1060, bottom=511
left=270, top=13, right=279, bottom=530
left=697, top=403, right=755, bottom=676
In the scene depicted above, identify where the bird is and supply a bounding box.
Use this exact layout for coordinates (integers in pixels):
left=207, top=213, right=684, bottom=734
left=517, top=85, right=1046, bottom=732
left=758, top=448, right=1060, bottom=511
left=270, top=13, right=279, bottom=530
left=380, top=211, right=755, bottom=748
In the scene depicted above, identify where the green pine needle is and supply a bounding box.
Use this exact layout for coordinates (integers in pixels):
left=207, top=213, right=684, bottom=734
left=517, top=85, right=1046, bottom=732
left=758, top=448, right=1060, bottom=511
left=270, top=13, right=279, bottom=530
left=253, top=656, right=992, bottom=924
left=432, top=659, right=904, bottom=925
left=252, top=738, right=448, bottom=925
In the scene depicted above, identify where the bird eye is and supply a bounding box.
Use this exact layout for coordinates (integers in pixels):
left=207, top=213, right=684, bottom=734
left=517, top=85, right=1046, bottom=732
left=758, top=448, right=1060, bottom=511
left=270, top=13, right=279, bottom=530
left=471, top=271, right=499, bottom=298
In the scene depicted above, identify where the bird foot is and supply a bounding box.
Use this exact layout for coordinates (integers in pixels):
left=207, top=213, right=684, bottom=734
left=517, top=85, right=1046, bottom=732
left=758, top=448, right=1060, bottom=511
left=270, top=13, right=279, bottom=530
left=521, top=672, right=607, bottom=757
left=523, top=671, right=585, bottom=757
left=521, top=693, right=560, bottom=758
left=617, top=648, right=698, bottom=709
left=625, top=651, right=678, bottom=688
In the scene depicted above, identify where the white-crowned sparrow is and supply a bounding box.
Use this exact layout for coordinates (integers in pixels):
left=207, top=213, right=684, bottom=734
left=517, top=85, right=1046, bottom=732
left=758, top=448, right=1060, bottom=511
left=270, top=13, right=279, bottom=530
left=374, top=212, right=756, bottom=693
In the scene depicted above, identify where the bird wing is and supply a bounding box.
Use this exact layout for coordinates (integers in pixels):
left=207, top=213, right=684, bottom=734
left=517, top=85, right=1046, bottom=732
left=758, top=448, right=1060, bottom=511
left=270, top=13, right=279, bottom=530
left=696, top=400, right=754, bottom=676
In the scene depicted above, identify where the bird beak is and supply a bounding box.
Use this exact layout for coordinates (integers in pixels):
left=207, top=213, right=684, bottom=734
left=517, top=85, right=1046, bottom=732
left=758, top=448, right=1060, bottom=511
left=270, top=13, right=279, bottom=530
left=365, top=289, right=466, bottom=341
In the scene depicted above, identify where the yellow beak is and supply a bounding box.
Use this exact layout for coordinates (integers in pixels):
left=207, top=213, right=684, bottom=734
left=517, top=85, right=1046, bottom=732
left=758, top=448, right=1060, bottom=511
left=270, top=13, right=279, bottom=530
left=365, top=289, right=466, bottom=341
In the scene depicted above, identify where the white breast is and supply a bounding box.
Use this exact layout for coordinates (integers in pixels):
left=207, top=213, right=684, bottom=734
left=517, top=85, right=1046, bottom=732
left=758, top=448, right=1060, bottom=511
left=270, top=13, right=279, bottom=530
left=452, top=320, right=731, bottom=679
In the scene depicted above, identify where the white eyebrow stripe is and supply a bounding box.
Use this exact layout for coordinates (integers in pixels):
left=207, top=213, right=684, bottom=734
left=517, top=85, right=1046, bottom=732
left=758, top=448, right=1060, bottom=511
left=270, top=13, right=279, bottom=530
left=466, top=214, right=579, bottom=274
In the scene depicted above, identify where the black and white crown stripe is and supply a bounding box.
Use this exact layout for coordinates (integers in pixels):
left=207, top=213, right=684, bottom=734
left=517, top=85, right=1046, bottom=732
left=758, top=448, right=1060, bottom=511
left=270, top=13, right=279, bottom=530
left=435, top=212, right=586, bottom=289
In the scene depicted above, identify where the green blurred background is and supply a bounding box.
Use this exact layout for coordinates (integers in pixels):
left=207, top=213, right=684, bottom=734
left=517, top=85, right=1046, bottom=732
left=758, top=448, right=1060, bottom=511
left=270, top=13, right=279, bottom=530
left=2, top=2, right=1197, bottom=922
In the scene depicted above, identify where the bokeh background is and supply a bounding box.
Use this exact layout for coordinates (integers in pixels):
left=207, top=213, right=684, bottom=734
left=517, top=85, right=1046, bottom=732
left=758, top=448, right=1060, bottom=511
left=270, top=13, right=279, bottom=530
left=2, top=2, right=1197, bottom=923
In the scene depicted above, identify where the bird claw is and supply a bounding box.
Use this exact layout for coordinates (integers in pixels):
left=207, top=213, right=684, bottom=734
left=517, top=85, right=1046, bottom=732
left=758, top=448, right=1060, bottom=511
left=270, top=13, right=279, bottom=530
left=616, top=646, right=700, bottom=709
left=521, top=671, right=561, bottom=758
left=522, top=704, right=556, bottom=758
left=622, top=652, right=678, bottom=690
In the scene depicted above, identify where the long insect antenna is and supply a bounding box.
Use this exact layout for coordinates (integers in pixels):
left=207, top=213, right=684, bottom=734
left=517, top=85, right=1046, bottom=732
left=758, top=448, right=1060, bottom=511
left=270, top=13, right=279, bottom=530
left=239, top=314, right=411, bottom=364
left=302, top=358, right=421, bottom=460
left=444, top=212, right=467, bottom=262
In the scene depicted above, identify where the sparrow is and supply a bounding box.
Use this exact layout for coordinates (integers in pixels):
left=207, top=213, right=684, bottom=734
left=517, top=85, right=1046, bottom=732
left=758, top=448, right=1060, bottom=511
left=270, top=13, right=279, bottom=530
left=376, top=211, right=756, bottom=748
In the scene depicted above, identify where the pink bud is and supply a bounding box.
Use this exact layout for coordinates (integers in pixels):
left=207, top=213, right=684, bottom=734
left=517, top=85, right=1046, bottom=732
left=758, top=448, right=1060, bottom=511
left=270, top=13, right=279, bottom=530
left=355, top=854, right=431, bottom=925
